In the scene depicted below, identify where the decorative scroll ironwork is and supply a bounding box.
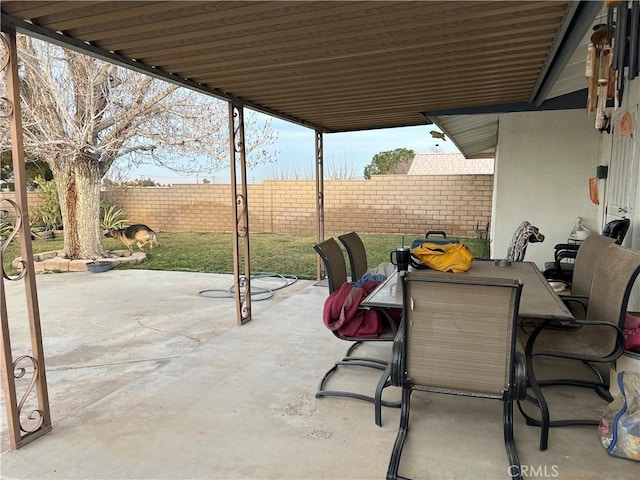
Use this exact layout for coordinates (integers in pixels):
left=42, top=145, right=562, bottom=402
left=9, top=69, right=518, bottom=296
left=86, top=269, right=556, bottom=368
left=228, top=102, right=251, bottom=325
left=316, top=131, right=324, bottom=224
left=0, top=37, right=9, bottom=119
left=235, top=193, right=247, bottom=237
left=0, top=97, right=13, bottom=118
left=13, top=355, right=44, bottom=433
left=0, top=35, right=8, bottom=72
left=1, top=199, right=27, bottom=281
left=238, top=275, right=250, bottom=319
left=233, top=108, right=244, bottom=155
left=315, top=130, right=325, bottom=280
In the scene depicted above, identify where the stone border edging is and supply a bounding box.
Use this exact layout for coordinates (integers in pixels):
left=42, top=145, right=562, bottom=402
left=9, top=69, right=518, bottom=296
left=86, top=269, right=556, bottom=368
left=13, top=250, right=146, bottom=273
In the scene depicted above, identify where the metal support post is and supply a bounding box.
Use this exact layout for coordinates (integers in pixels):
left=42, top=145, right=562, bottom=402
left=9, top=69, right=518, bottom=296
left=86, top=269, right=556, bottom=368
left=0, top=29, right=52, bottom=449
left=315, top=130, right=325, bottom=280
left=228, top=101, right=251, bottom=325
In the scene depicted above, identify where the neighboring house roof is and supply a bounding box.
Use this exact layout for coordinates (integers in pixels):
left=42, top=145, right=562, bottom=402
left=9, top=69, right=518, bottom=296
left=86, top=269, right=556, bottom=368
left=408, top=153, right=494, bottom=175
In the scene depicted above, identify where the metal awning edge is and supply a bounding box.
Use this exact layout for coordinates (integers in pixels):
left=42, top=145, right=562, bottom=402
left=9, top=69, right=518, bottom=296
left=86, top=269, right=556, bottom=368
left=529, top=0, right=602, bottom=107
left=425, top=89, right=594, bottom=159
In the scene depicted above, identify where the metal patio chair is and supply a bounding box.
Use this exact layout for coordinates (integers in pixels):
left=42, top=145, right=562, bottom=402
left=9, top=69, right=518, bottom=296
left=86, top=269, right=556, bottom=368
left=387, top=271, right=526, bottom=480
left=543, top=218, right=630, bottom=284
left=313, top=238, right=399, bottom=416
left=338, top=231, right=368, bottom=283
left=518, top=243, right=640, bottom=451
left=546, top=233, right=616, bottom=319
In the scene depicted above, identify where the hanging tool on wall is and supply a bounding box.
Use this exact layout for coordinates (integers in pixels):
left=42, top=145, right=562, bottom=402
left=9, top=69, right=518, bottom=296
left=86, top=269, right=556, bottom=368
left=589, top=177, right=599, bottom=205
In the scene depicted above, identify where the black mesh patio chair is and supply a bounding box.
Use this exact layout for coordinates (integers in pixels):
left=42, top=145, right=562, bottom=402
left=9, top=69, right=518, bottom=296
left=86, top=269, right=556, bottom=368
left=387, top=271, right=526, bottom=480
left=313, top=238, right=399, bottom=417
left=518, top=243, right=640, bottom=451
left=338, top=231, right=368, bottom=283
left=602, top=218, right=630, bottom=243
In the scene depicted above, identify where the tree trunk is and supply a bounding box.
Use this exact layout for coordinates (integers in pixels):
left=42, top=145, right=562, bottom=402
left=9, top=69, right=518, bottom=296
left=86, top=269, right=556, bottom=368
left=52, top=158, right=106, bottom=259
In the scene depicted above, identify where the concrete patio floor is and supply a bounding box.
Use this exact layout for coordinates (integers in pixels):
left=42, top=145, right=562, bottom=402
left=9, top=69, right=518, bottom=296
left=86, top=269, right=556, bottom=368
left=1, top=270, right=638, bottom=479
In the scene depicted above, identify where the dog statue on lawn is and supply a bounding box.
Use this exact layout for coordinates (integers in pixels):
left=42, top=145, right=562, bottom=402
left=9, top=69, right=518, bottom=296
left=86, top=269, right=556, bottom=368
left=107, top=224, right=159, bottom=253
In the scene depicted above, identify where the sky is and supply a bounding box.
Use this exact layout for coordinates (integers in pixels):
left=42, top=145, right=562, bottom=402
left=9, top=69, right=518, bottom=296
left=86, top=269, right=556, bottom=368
left=125, top=113, right=460, bottom=185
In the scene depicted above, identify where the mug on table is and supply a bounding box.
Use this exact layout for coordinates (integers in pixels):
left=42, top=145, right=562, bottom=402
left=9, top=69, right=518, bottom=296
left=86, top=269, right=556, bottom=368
left=390, top=246, right=411, bottom=272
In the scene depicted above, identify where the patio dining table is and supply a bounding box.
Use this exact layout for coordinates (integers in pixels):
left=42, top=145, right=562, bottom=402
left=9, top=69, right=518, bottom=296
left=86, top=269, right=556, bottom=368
left=361, top=260, right=573, bottom=321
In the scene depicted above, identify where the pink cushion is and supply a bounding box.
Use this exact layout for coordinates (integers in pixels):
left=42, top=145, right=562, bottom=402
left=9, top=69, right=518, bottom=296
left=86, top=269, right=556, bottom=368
left=623, top=327, right=640, bottom=351
left=624, top=311, right=640, bottom=329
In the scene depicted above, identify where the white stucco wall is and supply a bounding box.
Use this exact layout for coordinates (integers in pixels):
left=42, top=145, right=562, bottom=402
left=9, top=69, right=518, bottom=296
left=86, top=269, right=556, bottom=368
left=613, top=78, right=640, bottom=252
left=492, top=109, right=602, bottom=269
left=598, top=77, right=640, bottom=310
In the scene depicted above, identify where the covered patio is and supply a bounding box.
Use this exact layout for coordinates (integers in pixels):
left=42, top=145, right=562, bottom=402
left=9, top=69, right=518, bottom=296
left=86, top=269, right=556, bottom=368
left=2, top=1, right=640, bottom=476
left=1, top=270, right=637, bottom=479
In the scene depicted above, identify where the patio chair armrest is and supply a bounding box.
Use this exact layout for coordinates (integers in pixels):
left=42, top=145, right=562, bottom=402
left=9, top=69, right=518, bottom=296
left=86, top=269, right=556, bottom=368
left=512, top=347, right=527, bottom=400
left=526, top=319, right=626, bottom=362
left=390, top=321, right=405, bottom=386
left=572, top=320, right=626, bottom=361
left=553, top=243, right=579, bottom=258
left=560, top=294, right=589, bottom=318
left=551, top=243, right=579, bottom=271
left=522, top=317, right=579, bottom=331
left=554, top=244, right=579, bottom=260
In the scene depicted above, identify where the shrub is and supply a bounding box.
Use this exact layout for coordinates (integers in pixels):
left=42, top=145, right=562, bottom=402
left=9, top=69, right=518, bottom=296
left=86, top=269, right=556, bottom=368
left=100, top=202, right=129, bottom=232
left=33, top=175, right=62, bottom=231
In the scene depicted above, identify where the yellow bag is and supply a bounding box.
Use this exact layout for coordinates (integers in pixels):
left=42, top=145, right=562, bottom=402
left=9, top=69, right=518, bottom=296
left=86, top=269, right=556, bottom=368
left=410, top=242, right=473, bottom=273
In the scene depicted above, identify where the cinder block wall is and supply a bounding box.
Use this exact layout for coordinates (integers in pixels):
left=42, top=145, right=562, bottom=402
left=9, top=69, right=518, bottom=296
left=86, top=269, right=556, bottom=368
left=0, top=192, right=43, bottom=225
left=1, top=175, right=492, bottom=236
left=100, top=174, right=493, bottom=237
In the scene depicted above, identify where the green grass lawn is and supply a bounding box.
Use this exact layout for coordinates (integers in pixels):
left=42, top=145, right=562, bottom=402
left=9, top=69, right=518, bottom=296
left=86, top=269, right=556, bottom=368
left=2, top=232, right=489, bottom=279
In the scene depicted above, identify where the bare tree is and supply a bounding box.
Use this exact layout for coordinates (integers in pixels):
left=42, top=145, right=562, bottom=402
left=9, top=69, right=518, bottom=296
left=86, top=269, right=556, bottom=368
left=262, top=153, right=359, bottom=181
left=0, top=36, right=277, bottom=259
left=263, top=164, right=314, bottom=180
left=325, top=154, right=359, bottom=180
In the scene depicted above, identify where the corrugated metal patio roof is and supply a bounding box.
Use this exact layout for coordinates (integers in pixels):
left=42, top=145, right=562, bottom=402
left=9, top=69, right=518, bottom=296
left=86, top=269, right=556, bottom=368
left=1, top=1, right=598, bottom=137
